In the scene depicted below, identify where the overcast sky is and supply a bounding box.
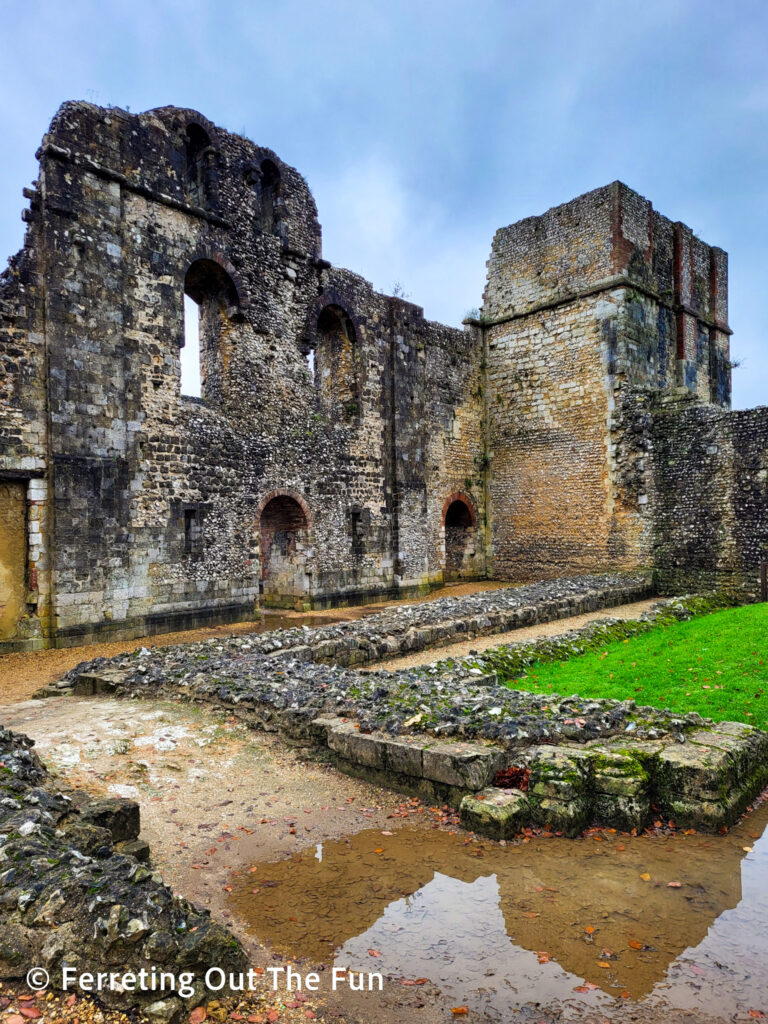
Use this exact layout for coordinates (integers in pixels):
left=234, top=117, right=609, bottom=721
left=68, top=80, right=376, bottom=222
left=1, top=0, right=766, bottom=407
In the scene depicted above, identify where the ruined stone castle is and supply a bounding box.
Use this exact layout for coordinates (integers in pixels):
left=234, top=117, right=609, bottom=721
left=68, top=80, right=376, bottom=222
left=0, top=102, right=766, bottom=650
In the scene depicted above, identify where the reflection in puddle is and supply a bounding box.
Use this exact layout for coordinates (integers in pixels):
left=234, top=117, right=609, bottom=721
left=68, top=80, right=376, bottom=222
left=229, top=802, right=768, bottom=1020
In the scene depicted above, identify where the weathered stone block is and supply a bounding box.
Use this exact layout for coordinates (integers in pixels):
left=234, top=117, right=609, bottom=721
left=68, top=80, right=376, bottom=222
left=382, top=737, right=424, bottom=777
left=663, top=792, right=745, bottom=832
left=421, top=741, right=505, bottom=790
left=308, top=716, right=343, bottom=742
left=592, top=793, right=650, bottom=832
left=688, top=723, right=768, bottom=786
left=459, top=787, right=531, bottom=839
left=591, top=749, right=649, bottom=798
left=80, top=797, right=140, bottom=842
left=530, top=797, right=591, bottom=837
left=526, top=746, right=592, bottom=835
left=658, top=742, right=735, bottom=801
left=326, top=723, right=386, bottom=769
left=116, top=838, right=151, bottom=863
left=74, top=669, right=126, bottom=696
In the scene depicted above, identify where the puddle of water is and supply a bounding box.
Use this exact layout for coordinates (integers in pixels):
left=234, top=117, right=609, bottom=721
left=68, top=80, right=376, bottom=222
left=229, top=803, right=768, bottom=1021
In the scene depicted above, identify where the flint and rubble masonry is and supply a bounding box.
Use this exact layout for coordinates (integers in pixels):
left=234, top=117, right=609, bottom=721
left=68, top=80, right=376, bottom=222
left=56, top=576, right=768, bottom=837
left=1, top=103, right=765, bottom=651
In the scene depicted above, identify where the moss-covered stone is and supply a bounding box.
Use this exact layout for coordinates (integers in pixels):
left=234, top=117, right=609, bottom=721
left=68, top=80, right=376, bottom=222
left=529, top=796, right=591, bottom=837
left=459, top=788, right=531, bottom=839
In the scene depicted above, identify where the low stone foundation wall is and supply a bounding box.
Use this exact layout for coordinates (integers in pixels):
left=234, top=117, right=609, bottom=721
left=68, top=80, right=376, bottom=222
left=0, top=727, right=247, bottom=1021
left=12, top=577, right=767, bottom=1020
left=50, top=584, right=768, bottom=838
left=270, top=571, right=655, bottom=668
left=462, top=722, right=768, bottom=838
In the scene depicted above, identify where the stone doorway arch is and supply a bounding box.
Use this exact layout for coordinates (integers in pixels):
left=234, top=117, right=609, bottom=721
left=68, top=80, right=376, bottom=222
left=442, top=493, right=477, bottom=580
left=257, top=492, right=312, bottom=608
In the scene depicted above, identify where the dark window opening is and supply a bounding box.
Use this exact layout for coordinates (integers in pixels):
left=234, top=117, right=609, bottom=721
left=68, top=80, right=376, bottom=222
left=185, top=123, right=212, bottom=207
left=444, top=497, right=475, bottom=578
left=184, top=506, right=205, bottom=560
left=315, top=305, right=359, bottom=421
left=350, top=507, right=367, bottom=556
left=259, top=495, right=310, bottom=607
left=261, top=495, right=308, bottom=538
left=445, top=499, right=473, bottom=529
left=260, top=159, right=281, bottom=235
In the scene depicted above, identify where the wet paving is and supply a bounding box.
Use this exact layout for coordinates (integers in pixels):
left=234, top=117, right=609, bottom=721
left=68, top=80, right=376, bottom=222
left=228, top=802, right=768, bottom=1022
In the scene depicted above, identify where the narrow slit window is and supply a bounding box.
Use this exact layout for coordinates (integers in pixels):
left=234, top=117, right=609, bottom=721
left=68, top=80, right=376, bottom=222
left=184, top=506, right=204, bottom=559
left=181, top=293, right=202, bottom=397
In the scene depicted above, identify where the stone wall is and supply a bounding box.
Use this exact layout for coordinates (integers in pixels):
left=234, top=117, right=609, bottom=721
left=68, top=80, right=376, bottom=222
left=647, top=392, right=768, bottom=597
left=1, top=104, right=764, bottom=649
left=0, top=102, right=483, bottom=647
left=480, top=181, right=733, bottom=583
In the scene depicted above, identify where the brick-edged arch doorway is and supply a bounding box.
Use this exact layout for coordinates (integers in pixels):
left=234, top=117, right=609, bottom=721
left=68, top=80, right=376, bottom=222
left=442, top=492, right=477, bottom=580
left=257, top=491, right=312, bottom=609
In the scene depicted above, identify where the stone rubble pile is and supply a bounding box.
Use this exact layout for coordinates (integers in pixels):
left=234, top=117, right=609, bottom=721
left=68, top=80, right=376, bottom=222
left=0, top=727, right=247, bottom=1022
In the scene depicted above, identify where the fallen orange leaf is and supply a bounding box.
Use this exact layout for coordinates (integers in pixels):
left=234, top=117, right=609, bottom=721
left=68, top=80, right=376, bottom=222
left=628, top=939, right=643, bottom=950
left=640, top=872, right=651, bottom=881
left=585, top=926, right=596, bottom=934
left=451, top=1009, right=469, bottom=1016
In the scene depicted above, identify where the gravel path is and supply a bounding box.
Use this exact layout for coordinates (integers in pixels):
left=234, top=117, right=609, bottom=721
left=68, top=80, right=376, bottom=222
left=373, top=597, right=659, bottom=670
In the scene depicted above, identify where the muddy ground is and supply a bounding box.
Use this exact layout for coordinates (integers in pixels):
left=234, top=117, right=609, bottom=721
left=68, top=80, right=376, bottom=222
left=0, top=694, right=456, bottom=1024
left=0, top=591, right=764, bottom=1024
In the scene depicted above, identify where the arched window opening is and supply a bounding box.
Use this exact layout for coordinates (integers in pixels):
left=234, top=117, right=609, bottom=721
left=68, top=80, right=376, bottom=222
left=185, top=123, right=212, bottom=207
left=182, top=259, right=239, bottom=404
left=181, top=294, right=202, bottom=397
left=443, top=496, right=476, bottom=579
left=260, top=159, right=281, bottom=235
left=259, top=495, right=311, bottom=608
left=315, top=305, right=359, bottom=421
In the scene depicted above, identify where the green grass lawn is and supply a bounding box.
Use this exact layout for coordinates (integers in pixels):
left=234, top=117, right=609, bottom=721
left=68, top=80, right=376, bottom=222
left=507, top=603, right=768, bottom=729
